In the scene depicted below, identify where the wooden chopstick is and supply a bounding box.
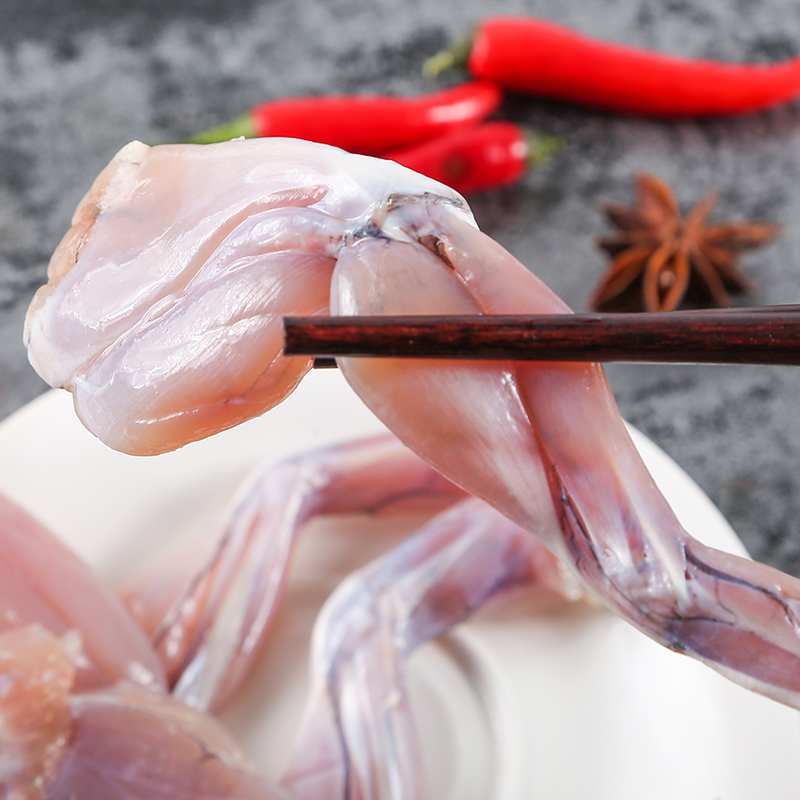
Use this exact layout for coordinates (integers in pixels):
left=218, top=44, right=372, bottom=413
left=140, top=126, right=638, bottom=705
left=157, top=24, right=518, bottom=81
left=283, top=306, right=800, bottom=367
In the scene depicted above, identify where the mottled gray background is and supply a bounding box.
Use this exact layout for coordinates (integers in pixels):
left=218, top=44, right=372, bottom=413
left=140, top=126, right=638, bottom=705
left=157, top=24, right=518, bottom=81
left=2, top=0, right=800, bottom=572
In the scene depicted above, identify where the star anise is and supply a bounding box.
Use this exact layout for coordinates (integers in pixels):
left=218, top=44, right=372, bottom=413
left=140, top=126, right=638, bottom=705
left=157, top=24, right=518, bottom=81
left=589, top=172, right=781, bottom=313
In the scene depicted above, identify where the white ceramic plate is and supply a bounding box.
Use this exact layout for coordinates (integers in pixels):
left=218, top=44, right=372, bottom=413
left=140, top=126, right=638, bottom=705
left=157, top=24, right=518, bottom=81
left=0, top=369, right=797, bottom=799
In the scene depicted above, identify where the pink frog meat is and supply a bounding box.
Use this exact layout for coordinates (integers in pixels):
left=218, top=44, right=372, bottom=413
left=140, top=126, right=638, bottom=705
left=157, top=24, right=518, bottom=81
left=23, top=137, right=800, bottom=765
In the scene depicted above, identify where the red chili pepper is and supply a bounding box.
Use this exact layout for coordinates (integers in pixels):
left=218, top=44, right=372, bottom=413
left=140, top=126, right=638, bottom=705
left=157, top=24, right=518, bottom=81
left=382, top=121, right=560, bottom=195
left=425, top=16, right=800, bottom=117
left=185, top=81, right=503, bottom=154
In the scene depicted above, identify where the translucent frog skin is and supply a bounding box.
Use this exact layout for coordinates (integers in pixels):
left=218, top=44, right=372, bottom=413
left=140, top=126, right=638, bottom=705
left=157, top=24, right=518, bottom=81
left=25, top=138, right=475, bottom=456
left=24, top=137, right=800, bottom=721
left=0, top=436, right=575, bottom=800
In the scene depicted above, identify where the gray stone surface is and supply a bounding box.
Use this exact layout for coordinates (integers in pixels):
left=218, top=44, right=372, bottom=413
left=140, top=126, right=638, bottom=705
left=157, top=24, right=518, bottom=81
left=3, top=0, right=800, bottom=572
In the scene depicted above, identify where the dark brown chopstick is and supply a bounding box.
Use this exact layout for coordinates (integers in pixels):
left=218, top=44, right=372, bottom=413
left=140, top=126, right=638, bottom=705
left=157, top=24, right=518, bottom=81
left=283, top=306, right=800, bottom=366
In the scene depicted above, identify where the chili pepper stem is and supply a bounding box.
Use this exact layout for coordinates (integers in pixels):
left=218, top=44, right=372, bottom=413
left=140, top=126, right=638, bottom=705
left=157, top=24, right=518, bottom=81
left=423, top=31, right=475, bottom=78
left=184, top=113, right=257, bottom=144
left=525, top=131, right=562, bottom=167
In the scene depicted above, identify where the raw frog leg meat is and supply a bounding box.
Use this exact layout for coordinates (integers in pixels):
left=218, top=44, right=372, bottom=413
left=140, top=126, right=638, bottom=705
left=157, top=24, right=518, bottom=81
left=0, top=442, right=575, bottom=800
left=25, top=139, right=473, bottom=456
left=281, top=496, right=578, bottom=800
left=120, top=434, right=467, bottom=714
left=0, top=492, right=164, bottom=692
left=117, top=432, right=579, bottom=799
left=36, top=677, right=288, bottom=800
left=0, top=626, right=76, bottom=800
left=333, top=205, right=800, bottom=707
left=0, top=492, right=278, bottom=800
left=24, top=137, right=800, bottom=710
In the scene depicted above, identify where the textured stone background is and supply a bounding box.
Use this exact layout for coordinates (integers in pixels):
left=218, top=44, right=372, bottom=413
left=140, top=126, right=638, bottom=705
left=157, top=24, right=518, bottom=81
left=2, top=0, right=800, bottom=572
